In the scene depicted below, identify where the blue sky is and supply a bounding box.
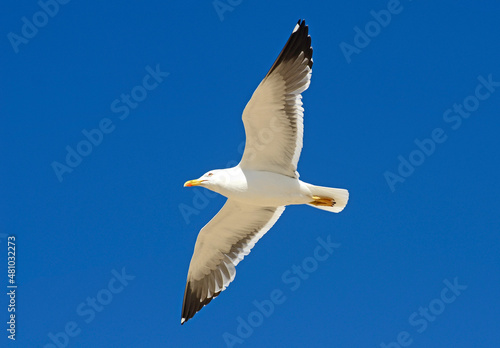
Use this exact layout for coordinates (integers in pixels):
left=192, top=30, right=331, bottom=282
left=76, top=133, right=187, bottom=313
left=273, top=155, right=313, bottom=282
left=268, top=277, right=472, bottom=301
left=2, top=0, right=500, bottom=347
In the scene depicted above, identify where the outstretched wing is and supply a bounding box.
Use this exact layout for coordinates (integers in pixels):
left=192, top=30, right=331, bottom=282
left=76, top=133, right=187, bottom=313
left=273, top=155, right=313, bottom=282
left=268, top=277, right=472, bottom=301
left=239, top=20, right=313, bottom=178
left=181, top=200, right=285, bottom=324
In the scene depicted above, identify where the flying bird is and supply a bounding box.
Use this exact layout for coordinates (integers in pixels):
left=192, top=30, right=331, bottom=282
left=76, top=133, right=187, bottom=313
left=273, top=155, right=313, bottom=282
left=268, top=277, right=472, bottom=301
left=181, top=20, right=348, bottom=324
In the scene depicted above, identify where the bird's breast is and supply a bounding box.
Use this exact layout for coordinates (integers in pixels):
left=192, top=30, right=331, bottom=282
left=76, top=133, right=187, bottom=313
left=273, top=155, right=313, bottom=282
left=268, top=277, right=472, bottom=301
left=221, top=170, right=311, bottom=207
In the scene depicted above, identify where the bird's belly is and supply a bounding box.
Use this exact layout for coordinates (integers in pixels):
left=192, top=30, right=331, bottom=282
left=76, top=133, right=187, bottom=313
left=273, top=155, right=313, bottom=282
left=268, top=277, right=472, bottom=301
left=225, top=170, right=312, bottom=207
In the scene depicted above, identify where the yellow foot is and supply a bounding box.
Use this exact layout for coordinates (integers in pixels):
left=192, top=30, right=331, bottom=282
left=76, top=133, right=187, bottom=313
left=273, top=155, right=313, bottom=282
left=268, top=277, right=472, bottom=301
left=310, top=195, right=336, bottom=207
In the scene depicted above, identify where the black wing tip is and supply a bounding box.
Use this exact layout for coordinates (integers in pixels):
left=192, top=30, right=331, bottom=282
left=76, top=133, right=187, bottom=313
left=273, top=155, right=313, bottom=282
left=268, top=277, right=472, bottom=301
left=266, top=19, right=313, bottom=77
left=181, top=281, right=221, bottom=325
left=296, top=19, right=306, bottom=29
left=294, top=19, right=313, bottom=68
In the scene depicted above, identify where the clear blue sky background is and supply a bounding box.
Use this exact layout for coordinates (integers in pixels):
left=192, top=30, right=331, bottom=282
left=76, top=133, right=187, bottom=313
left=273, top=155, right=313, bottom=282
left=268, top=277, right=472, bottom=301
left=2, top=1, right=500, bottom=347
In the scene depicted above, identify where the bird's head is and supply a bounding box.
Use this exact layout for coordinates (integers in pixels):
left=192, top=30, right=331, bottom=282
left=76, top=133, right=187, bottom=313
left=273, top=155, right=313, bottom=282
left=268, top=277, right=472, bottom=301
left=183, top=169, right=226, bottom=188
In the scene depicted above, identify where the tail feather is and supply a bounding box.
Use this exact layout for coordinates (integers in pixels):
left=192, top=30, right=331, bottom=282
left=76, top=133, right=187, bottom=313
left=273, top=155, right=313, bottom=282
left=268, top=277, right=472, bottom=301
left=306, top=184, right=349, bottom=213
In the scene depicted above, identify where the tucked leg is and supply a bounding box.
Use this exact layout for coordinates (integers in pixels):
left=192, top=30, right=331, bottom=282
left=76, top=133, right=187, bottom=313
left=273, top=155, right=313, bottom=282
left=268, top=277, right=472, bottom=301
left=310, top=195, right=336, bottom=207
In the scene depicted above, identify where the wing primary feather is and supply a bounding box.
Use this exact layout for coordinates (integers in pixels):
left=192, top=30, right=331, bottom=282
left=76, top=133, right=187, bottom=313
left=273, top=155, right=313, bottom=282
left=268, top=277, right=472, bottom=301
left=266, top=20, right=313, bottom=78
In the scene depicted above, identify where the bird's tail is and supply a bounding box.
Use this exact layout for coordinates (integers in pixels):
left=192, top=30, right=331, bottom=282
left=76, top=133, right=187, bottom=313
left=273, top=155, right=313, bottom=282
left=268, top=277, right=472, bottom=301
left=306, top=184, right=349, bottom=213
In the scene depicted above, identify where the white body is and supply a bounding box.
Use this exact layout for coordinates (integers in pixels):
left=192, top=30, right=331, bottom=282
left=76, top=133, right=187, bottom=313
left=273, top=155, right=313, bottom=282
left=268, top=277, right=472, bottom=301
left=210, top=166, right=313, bottom=206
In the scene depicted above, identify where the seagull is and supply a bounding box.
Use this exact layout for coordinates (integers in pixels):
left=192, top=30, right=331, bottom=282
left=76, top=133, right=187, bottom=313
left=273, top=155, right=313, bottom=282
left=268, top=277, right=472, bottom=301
left=181, top=20, right=348, bottom=324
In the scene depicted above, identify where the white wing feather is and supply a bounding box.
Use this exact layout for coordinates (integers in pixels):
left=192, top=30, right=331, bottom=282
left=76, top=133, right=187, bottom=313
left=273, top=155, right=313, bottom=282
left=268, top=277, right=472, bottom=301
left=239, top=20, right=313, bottom=178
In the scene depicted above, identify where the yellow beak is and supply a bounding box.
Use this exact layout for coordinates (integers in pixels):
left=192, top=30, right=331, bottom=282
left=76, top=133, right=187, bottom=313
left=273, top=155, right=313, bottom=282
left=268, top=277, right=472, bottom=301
left=184, top=179, right=204, bottom=187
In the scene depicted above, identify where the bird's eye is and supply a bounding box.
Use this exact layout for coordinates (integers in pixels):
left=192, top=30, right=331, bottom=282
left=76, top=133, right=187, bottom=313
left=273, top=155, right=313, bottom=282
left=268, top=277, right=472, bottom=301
left=207, top=172, right=213, bottom=177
